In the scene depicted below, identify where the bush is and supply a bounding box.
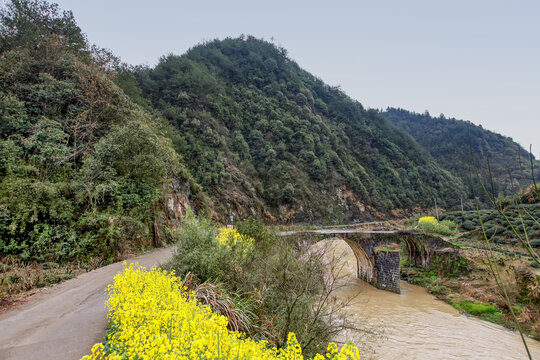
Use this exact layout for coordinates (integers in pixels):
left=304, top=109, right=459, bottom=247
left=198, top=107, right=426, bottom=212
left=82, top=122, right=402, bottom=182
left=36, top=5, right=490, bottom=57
left=418, top=216, right=437, bottom=225
left=461, top=220, right=476, bottom=231
left=417, top=217, right=458, bottom=236
left=168, top=213, right=244, bottom=284
left=216, top=227, right=254, bottom=256
left=493, top=237, right=506, bottom=244
left=236, top=217, right=269, bottom=245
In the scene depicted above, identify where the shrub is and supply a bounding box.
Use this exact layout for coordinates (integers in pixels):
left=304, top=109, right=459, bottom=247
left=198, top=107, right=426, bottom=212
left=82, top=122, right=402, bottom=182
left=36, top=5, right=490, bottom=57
left=216, top=228, right=254, bottom=256
left=493, top=237, right=506, bottom=244
left=417, top=216, right=458, bottom=236
left=461, top=220, right=476, bottom=231
left=429, top=253, right=469, bottom=278
left=440, top=220, right=458, bottom=231
left=418, top=216, right=437, bottom=225
left=168, top=213, right=242, bottom=284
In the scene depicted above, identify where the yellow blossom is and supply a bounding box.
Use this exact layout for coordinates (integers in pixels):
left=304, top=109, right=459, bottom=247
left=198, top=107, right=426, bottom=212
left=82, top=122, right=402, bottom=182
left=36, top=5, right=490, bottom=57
left=418, top=216, right=438, bottom=225
left=82, top=264, right=360, bottom=360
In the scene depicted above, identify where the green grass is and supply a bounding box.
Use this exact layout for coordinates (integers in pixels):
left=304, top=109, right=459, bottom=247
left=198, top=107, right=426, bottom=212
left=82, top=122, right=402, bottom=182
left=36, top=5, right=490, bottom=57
left=450, top=299, right=504, bottom=324
left=458, top=300, right=498, bottom=315
left=450, top=242, right=469, bottom=248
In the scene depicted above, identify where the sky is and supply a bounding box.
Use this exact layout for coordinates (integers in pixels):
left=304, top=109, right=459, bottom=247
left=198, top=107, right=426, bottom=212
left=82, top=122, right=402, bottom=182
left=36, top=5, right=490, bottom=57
left=51, top=0, right=540, bottom=154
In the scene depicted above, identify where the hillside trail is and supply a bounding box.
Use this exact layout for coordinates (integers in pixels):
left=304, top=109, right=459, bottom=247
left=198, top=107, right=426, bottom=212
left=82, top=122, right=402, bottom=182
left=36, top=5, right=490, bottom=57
left=0, top=246, right=176, bottom=360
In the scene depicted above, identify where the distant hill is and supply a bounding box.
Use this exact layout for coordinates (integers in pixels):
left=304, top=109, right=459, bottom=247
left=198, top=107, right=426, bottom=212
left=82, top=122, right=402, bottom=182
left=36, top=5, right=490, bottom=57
left=382, top=108, right=540, bottom=206
left=126, top=37, right=468, bottom=222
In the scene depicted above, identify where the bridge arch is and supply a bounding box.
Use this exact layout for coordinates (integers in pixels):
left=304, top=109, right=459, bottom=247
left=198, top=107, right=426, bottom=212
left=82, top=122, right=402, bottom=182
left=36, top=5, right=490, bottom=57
left=403, top=236, right=427, bottom=267
left=342, top=238, right=374, bottom=283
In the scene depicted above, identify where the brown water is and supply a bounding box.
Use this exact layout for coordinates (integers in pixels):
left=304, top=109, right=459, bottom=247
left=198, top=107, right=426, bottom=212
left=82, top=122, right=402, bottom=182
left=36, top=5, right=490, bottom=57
left=324, top=239, right=540, bottom=360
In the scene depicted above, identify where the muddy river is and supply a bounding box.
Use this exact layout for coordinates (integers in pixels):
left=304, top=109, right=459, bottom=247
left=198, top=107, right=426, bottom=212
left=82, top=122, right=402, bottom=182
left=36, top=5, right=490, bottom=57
left=324, top=239, right=540, bottom=359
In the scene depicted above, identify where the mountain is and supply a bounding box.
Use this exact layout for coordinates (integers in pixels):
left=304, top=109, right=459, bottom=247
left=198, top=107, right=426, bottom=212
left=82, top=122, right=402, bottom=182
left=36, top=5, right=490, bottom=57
left=382, top=108, right=539, bottom=205
left=125, top=37, right=467, bottom=222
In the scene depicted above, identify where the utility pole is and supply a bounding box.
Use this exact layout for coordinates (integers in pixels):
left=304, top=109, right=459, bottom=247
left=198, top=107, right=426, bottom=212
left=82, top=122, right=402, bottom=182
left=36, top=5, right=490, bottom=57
left=434, top=198, right=439, bottom=221
left=460, top=197, right=464, bottom=212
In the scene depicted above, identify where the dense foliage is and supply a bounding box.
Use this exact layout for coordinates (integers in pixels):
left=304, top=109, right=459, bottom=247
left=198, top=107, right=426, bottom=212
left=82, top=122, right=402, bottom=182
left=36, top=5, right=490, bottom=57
left=3, top=0, right=536, bottom=264
left=0, top=0, right=201, bottom=263
left=383, top=108, right=540, bottom=205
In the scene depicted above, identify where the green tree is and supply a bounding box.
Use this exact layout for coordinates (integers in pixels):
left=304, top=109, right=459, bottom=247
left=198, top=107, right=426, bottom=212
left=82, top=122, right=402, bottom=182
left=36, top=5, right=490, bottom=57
left=0, top=0, right=87, bottom=54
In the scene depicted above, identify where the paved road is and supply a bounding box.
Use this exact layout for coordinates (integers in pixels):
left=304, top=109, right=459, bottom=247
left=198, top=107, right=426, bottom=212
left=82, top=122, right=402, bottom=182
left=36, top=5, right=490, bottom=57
left=0, top=247, right=176, bottom=360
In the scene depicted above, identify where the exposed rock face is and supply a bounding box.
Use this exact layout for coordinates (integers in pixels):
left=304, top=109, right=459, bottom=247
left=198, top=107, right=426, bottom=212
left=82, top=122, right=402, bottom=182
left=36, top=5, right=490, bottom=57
left=336, top=186, right=366, bottom=213
left=165, top=180, right=195, bottom=225
left=153, top=180, right=197, bottom=245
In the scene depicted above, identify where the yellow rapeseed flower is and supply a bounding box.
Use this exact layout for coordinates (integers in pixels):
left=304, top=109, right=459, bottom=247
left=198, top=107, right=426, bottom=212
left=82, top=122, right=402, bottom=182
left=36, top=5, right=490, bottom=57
left=216, top=227, right=254, bottom=256
left=82, top=264, right=360, bottom=360
left=418, top=216, right=438, bottom=225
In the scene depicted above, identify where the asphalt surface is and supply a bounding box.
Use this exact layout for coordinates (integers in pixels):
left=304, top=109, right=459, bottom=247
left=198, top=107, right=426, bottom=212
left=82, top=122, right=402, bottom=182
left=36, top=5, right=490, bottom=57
left=0, top=246, right=176, bottom=360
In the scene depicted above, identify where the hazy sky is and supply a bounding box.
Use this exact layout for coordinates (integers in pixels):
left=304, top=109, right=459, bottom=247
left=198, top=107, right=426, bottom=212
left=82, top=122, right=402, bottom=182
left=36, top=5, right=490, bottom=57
left=52, top=0, right=539, bottom=154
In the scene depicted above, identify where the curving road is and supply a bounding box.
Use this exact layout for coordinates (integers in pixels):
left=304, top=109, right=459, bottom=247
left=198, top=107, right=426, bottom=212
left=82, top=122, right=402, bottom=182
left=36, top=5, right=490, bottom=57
left=0, top=246, right=176, bottom=360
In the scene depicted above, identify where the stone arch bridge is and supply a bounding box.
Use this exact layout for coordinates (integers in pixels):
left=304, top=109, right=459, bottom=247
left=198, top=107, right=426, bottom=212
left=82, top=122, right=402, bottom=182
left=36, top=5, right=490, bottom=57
left=279, top=229, right=458, bottom=294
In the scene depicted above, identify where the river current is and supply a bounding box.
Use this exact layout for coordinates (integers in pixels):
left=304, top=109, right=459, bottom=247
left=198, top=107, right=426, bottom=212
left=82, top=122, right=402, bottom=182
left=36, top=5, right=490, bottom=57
left=324, top=239, right=540, bottom=359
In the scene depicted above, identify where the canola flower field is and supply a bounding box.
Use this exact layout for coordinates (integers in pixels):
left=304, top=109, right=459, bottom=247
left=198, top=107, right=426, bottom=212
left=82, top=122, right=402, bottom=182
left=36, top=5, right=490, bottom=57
left=82, top=264, right=360, bottom=360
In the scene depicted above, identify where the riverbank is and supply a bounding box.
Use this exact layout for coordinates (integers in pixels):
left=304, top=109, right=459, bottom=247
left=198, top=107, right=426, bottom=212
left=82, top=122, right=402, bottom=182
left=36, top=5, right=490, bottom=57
left=401, top=247, right=540, bottom=340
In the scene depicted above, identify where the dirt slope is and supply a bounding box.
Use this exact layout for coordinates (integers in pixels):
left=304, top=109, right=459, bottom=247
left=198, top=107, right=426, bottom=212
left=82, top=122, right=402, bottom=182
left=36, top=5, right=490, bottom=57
left=0, top=247, right=176, bottom=360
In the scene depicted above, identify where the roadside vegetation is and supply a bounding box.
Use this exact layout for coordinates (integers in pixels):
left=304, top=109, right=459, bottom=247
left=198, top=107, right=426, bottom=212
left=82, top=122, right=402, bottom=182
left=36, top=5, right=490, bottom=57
left=0, top=0, right=207, bottom=304
left=82, top=264, right=360, bottom=360
left=164, top=214, right=354, bottom=356
left=82, top=215, right=361, bottom=359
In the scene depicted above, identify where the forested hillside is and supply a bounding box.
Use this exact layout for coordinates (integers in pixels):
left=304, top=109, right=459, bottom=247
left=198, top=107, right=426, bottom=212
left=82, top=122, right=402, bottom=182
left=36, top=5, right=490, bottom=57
left=383, top=108, right=539, bottom=204
left=0, top=0, right=206, bottom=263
left=123, top=37, right=467, bottom=222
